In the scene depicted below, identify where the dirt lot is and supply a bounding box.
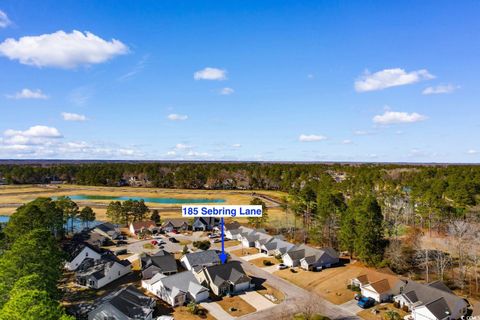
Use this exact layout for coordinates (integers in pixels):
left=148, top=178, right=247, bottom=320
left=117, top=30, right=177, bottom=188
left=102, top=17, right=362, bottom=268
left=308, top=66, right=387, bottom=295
left=216, top=295, right=256, bottom=317
left=357, top=303, right=407, bottom=320
left=249, top=256, right=278, bottom=268
left=230, top=247, right=259, bottom=257
left=274, top=262, right=396, bottom=305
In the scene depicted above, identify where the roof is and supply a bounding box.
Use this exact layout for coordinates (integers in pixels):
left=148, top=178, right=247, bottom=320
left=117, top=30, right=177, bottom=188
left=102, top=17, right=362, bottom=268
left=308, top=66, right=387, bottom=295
left=368, top=279, right=391, bottom=294
left=91, top=285, right=154, bottom=319
left=76, top=254, right=131, bottom=280
left=131, top=220, right=157, bottom=230
left=422, top=297, right=452, bottom=319
left=262, top=238, right=295, bottom=252
left=203, top=261, right=250, bottom=287
left=301, top=247, right=339, bottom=266
left=68, top=242, right=103, bottom=262
left=148, top=254, right=177, bottom=273
left=182, top=250, right=220, bottom=267
left=354, top=270, right=402, bottom=289
left=398, top=280, right=467, bottom=314
left=194, top=217, right=219, bottom=226
left=151, top=271, right=208, bottom=297
left=162, top=218, right=189, bottom=228
left=95, top=222, right=117, bottom=233
left=224, top=221, right=241, bottom=231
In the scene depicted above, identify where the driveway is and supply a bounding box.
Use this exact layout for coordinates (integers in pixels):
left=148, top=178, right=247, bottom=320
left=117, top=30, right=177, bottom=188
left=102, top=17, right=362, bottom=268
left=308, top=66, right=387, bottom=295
left=261, top=265, right=278, bottom=273
left=125, top=237, right=181, bottom=255
left=340, top=300, right=362, bottom=315
left=238, top=291, right=275, bottom=311
left=241, top=252, right=268, bottom=261
left=200, top=301, right=234, bottom=320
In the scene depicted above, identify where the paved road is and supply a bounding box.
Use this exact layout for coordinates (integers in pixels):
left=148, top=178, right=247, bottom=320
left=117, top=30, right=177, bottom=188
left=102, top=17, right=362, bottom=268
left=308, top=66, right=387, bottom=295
left=232, top=254, right=360, bottom=320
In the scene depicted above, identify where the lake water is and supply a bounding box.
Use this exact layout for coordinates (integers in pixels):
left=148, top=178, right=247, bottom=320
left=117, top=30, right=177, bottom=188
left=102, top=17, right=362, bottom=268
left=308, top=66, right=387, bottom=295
left=0, top=215, right=103, bottom=231
left=61, top=195, right=226, bottom=204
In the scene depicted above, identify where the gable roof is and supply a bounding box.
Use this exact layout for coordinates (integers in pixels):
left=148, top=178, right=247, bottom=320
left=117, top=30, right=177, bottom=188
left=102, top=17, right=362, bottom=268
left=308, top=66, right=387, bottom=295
left=91, top=285, right=154, bottom=319
left=193, top=217, right=219, bottom=227
left=149, top=254, right=177, bottom=273
left=182, top=250, right=220, bottom=267
left=399, top=280, right=467, bottom=314
left=368, top=279, right=391, bottom=294
left=224, top=221, right=241, bottom=231
left=422, top=297, right=452, bottom=319
left=202, top=261, right=250, bottom=287
left=131, top=220, right=157, bottom=230
left=151, top=271, right=208, bottom=297
left=95, top=222, right=118, bottom=233
left=162, top=218, right=189, bottom=228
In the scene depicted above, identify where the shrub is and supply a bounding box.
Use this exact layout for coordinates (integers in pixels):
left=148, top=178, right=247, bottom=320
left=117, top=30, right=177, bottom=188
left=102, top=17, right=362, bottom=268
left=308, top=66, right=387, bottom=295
left=393, top=301, right=400, bottom=308
left=290, top=268, right=297, bottom=273
left=193, top=240, right=211, bottom=251
left=187, top=301, right=199, bottom=314
left=263, top=260, right=273, bottom=266
left=347, top=284, right=352, bottom=290
left=402, top=305, right=409, bottom=312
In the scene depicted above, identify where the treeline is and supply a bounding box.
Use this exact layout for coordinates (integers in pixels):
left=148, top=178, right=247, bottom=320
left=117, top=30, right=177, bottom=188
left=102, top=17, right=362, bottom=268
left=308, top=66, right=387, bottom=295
left=0, top=198, right=91, bottom=319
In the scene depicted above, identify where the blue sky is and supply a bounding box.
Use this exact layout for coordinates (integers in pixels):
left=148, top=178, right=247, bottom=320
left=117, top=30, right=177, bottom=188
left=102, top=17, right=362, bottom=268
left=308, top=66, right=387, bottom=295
left=0, top=1, right=479, bottom=162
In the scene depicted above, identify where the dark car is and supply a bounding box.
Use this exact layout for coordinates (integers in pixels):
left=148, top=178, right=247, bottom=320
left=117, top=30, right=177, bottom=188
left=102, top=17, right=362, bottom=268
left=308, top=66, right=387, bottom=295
left=168, top=237, right=179, bottom=243
left=116, top=240, right=128, bottom=246
left=357, top=297, right=375, bottom=309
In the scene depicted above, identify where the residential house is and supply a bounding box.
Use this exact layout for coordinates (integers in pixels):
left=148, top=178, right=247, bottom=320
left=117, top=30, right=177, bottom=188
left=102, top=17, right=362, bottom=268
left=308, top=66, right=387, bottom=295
left=350, top=271, right=405, bottom=303
left=241, top=230, right=270, bottom=248
left=259, top=238, right=296, bottom=256
left=94, top=222, right=121, bottom=240
left=141, top=250, right=178, bottom=279
left=192, top=217, right=220, bottom=231
left=300, top=247, right=339, bottom=270
left=76, top=255, right=132, bottom=289
left=129, top=220, right=158, bottom=236
left=161, top=219, right=189, bottom=232
left=65, top=243, right=103, bottom=271
left=194, top=261, right=252, bottom=296
left=88, top=285, right=156, bottom=320
left=223, top=221, right=241, bottom=232
left=393, top=280, right=468, bottom=320
left=142, top=271, right=209, bottom=307
left=180, top=250, right=221, bottom=271
left=282, top=244, right=311, bottom=267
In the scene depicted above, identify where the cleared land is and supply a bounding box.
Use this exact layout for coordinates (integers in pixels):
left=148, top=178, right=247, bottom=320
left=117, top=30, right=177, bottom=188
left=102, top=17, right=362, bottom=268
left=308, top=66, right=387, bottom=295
left=249, top=257, right=278, bottom=268
left=357, top=303, right=407, bottom=320
left=172, top=306, right=216, bottom=320
left=216, top=295, right=256, bottom=317
left=0, top=184, right=289, bottom=222
left=256, top=283, right=285, bottom=304
left=274, top=263, right=397, bottom=305
left=230, top=247, right=259, bottom=257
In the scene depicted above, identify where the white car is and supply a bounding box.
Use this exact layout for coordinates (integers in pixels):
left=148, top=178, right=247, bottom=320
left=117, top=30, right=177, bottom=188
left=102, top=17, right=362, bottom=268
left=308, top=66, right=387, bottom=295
left=277, top=263, right=288, bottom=270
left=208, top=234, right=219, bottom=239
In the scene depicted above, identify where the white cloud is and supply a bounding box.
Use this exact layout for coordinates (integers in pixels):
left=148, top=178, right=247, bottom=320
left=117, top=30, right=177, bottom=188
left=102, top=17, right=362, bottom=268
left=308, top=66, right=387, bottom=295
left=467, top=149, right=477, bottom=155
left=342, top=139, right=352, bottom=144
left=62, top=112, right=87, bottom=121
left=355, top=68, right=434, bottom=92
left=299, top=134, right=327, bottom=142
left=194, top=67, right=227, bottom=80
left=0, top=30, right=128, bottom=68
left=6, top=88, right=48, bottom=100
left=2, top=125, right=62, bottom=146
left=373, top=111, right=427, bottom=125
left=0, top=10, right=11, bottom=28
left=167, top=113, right=188, bottom=121
left=422, top=84, right=457, bottom=95
left=232, top=143, right=242, bottom=148
left=175, top=143, right=191, bottom=150
left=354, top=130, right=369, bottom=136
left=220, top=87, right=234, bottom=95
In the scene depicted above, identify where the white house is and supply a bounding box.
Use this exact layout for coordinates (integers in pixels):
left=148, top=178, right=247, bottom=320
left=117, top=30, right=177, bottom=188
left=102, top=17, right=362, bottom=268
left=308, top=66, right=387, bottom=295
left=129, top=220, right=158, bottom=236
left=161, top=219, right=189, bottom=232
left=142, top=271, right=209, bottom=307
left=65, top=244, right=102, bottom=271
left=393, top=280, right=468, bottom=320
left=76, top=256, right=132, bottom=289
left=350, top=271, right=405, bottom=303
left=260, top=238, right=296, bottom=256
left=299, top=247, right=339, bottom=270
left=282, top=244, right=310, bottom=267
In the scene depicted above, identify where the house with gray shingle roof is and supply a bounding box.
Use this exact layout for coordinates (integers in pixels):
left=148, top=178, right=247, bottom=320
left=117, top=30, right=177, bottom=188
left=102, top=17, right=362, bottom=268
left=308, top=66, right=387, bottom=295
left=142, top=271, right=209, bottom=307
left=192, top=217, right=219, bottom=231
left=141, top=250, right=178, bottom=279
left=299, top=246, right=339, bottom=270
left=394, top=280, right=468, bottom=320
left=161, top=219, right=189, bottom=232
left=194, top=261, right=251, bottom=296
left=260, top=238, right=296, bottom=256
left=88, top=285, right=156, bottom=320
left=180, top=250, right=221, bottom=271
left=76, top=255, right=132, bottom=289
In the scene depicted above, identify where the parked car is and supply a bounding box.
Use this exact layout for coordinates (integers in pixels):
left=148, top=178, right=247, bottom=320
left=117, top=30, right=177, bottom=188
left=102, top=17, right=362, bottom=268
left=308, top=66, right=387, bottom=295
left=312, top=266, right=323, bottom=272
left=208, top=234, right=219, bottom=239
left=116, top=240, right=128, bottom=246
left=157, top=239, right=166, bottom=245
left=151, top=240, right=158, bottom=245
left=172, top=230, right=179, bottom=234
left=114, top=249, right=128, bottom=256
left=158, top=245, right=164, bottom=249
left=213, top=238, right=222, bottom=243
left=357, top=297, right=375, bottom=309
left=277, top=263, right=288, bottom=270
left=168, top=237, right=179, bottom=243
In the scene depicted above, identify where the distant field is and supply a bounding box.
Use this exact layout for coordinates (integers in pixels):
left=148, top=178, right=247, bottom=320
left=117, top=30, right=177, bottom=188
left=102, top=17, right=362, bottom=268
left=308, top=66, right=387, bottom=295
left=0, top=184, right=290, bottom=223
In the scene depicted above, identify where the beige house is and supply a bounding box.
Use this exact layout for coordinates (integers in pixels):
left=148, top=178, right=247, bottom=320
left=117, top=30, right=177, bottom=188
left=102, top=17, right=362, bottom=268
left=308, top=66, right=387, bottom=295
left=194, top=261, right=252, bottom=296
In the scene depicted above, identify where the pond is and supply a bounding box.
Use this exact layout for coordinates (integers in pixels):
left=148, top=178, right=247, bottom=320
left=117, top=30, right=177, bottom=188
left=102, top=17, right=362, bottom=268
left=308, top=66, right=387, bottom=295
left=58, top=195, right=226, bottom=204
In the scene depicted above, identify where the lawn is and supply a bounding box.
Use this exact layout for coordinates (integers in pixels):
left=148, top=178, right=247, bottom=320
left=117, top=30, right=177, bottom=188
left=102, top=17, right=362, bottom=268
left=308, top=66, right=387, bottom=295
left=274, top=263, right=383, bottom=305
left=172, top=306, right=216, bottom=320
left=212, top=240, right=241, bottom=250
left=249, top=257, right=278, bottom=268
left=143, top=243, right=156, bottom=250
left=256, top=283, right=285, bottom=304
left=216, top=295, right=256, bottom=317
left=230, top=247, right=259, bottom=257
left=357, top=303, right=407, bottom=320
